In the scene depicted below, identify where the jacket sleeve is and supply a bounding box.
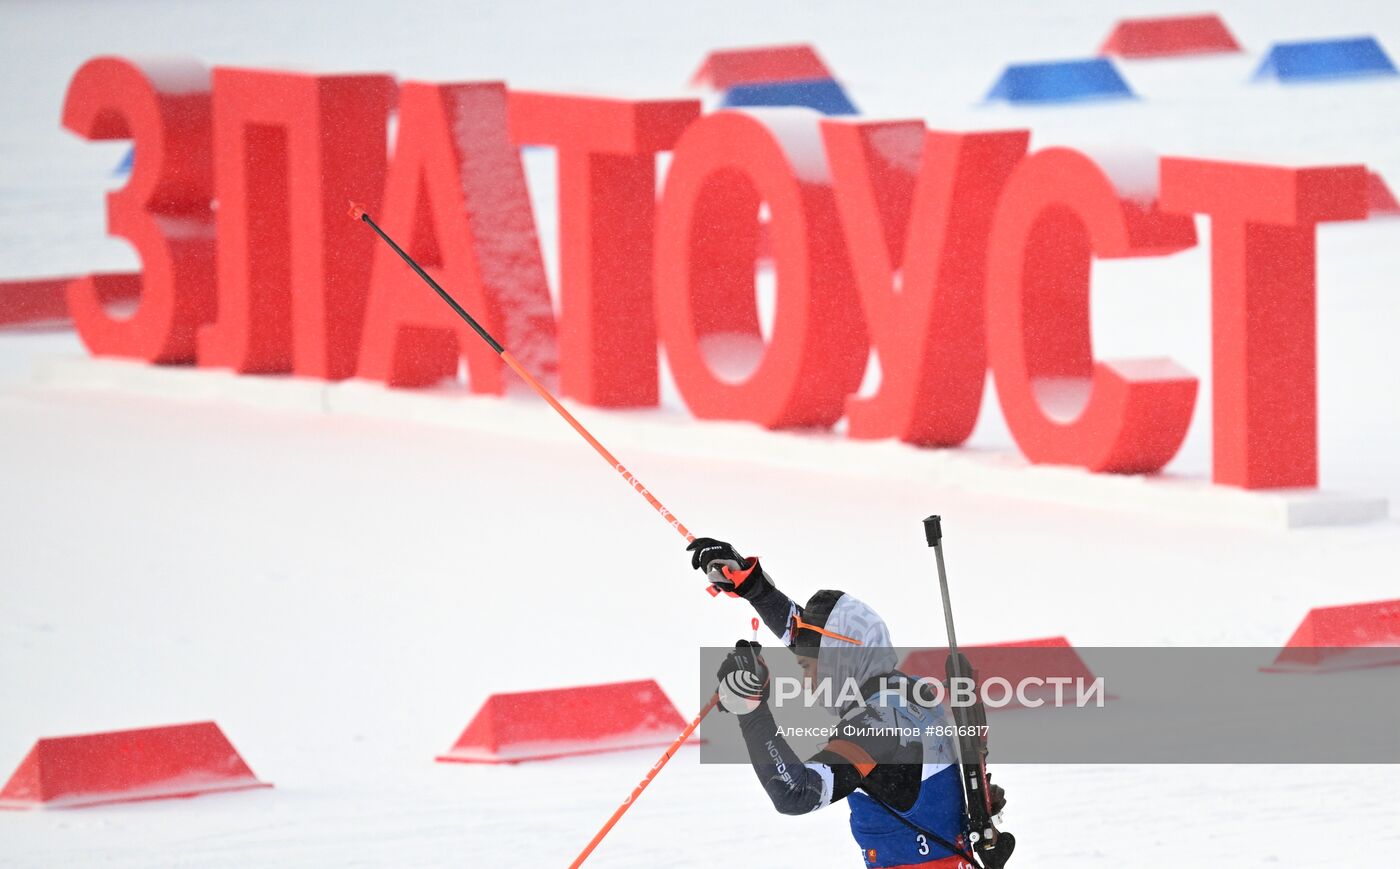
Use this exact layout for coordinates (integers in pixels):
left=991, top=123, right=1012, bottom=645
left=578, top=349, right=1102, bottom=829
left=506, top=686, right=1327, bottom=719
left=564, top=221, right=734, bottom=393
left=742, top=703, right=929, bottom=815
left=736, top=703, right=849, bottom=815
left=745, top=571, right=801, bottom=645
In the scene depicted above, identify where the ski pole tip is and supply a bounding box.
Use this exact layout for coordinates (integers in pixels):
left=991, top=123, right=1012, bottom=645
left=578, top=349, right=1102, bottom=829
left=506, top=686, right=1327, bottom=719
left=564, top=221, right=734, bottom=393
left=348, top=201, right=367, bottom=221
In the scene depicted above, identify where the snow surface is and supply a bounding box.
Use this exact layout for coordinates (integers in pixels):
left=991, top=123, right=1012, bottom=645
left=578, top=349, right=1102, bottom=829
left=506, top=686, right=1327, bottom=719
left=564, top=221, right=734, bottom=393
left=3, top=1, right=1400, bottom=867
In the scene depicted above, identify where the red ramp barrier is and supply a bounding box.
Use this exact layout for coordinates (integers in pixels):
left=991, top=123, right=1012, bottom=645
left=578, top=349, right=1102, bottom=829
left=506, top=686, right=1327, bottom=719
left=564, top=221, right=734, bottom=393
left=0, top=722, right=270, bottom=809
left=0, top=273, right=139, bottom=329
left=900, top=637, right=1099, bottom=708
left=690, top=44, right=832, bottom=89
left=1264, top=599, right=1400, bottom=673
left=1367, top=171, right=1400, bottom=216
left=1099, top=14, right=1241, bottom=59
left=437, top=679, right=690, bottom=764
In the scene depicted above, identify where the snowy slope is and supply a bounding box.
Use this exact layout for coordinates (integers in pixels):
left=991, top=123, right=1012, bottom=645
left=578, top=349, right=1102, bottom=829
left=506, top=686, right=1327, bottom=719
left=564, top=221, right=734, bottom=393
left=3, top=382, right=1398, bottom=868
left=2, top=1, right=1400, bottom=867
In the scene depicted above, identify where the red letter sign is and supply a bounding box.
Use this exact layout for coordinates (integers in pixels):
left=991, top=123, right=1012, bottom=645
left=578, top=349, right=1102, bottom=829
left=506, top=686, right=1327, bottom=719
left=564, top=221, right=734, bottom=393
left=985, top=148, right=1198, bottom=473
left=1159, top=158, right=1368, bottom=488
left=655, top=110, right=866, bottom=429
left=199, top=69, right=394, bottom=379
left=61, top=57, right=214, bottom=362
left=509, top=92, right=700, bottom=407
left=823, top=120, right=1028, bottom=445
left=357, top=82, right=556, bottom=392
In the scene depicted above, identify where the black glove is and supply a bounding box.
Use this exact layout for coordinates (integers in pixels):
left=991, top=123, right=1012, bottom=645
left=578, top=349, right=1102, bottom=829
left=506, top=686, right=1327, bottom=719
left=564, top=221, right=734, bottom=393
left=687, top=537, right=774, bottom=600
left=715, top=640, right=769, bottom=714
left=988, top=777, right=1007, bottom=816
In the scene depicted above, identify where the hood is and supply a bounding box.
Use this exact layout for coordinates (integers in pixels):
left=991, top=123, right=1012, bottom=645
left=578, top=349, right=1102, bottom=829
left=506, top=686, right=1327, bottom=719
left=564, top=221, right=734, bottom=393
left=812, top=593, right=898, bottom=707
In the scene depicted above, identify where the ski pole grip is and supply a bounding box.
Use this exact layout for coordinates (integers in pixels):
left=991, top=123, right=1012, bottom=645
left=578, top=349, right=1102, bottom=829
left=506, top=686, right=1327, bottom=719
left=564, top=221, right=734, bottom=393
left=923, top=515, right=942, bottom=547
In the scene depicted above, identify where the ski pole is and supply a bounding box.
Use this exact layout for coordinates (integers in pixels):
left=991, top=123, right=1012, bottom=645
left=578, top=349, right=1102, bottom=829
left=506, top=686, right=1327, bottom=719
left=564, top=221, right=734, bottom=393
left=567, top=692, right=721, bottom=868
left=349, top=204, right=723, bottom=596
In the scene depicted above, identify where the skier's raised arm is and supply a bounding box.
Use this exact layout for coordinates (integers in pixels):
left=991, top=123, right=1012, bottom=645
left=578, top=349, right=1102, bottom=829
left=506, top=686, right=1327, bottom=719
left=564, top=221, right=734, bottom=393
left=714, top=640, right=836, bottom=816
left=714, top=641, right=948, bottom=817
left=687, top=538, right=801, bottom=642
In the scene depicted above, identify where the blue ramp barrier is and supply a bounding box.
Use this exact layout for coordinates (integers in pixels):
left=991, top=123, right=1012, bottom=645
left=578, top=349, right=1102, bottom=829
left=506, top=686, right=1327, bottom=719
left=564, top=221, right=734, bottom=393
left=985, top=58, right=1135, bottom=105
left=1253, top=36, right=1398, bottom=83
left=719, top=78, right=858, bottom=115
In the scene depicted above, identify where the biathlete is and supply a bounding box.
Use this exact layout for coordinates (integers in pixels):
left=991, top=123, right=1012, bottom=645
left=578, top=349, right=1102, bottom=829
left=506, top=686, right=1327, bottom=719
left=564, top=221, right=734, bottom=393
left=689, top=537, right=1007, bottom=869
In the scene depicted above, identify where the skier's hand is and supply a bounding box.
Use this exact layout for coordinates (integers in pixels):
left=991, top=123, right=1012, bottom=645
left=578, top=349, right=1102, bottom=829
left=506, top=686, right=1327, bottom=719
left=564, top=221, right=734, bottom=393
left=687, top=537, right=773, bottom=600
left=988, top=777, right=1007, bottom=816
left=716, top=640, right=769, bottom=714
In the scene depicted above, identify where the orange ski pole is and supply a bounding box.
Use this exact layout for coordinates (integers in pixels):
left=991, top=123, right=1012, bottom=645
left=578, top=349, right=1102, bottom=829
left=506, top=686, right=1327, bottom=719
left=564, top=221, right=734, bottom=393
left=350, top=204, right=724, bottom=597
left=567, top=692, right=721, bottom=868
